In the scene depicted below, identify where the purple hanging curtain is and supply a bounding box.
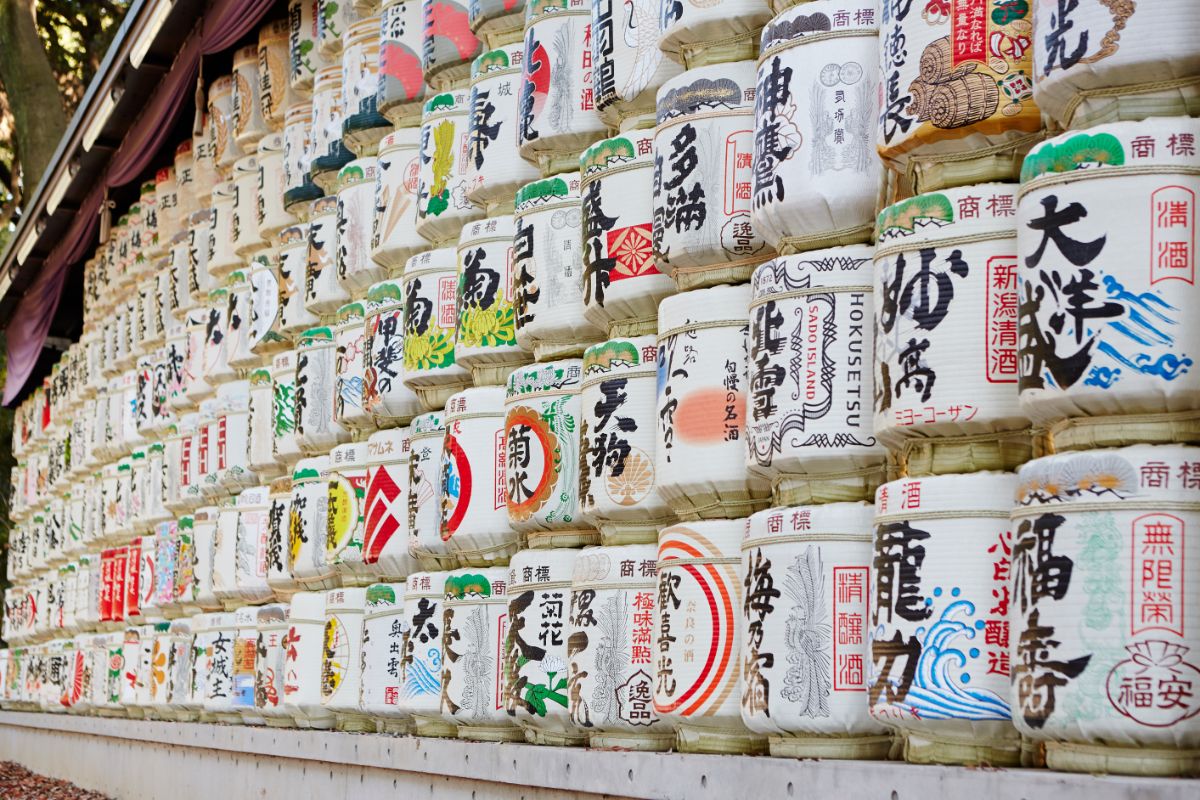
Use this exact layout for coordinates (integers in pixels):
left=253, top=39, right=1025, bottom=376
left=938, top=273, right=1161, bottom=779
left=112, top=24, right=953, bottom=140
left=3, top=0, right=276, bottom=404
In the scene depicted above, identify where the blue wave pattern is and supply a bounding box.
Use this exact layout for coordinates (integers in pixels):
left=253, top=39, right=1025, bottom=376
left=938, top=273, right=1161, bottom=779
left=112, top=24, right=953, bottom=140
left=894, top=598, right=1010, bottom=721
left=1081, top=276, right=1193, bottom=388
left=403, top=647, right=442, bottom=698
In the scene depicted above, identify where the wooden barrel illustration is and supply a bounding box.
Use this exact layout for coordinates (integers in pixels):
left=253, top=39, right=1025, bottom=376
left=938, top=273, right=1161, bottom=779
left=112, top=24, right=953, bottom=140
left=364, top=428, right=418, bottom=580
left=359, top=582, right=409, bottom=730
left=465, top=44, right=541, bottom=215
left=868, top=471, right=1019, bottom=766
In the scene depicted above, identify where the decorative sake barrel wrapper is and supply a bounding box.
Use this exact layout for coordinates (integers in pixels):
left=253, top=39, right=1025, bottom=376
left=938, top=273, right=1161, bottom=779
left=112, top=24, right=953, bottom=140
left=333, top=302, right=372, bottom=430
left=295, top=326, right=352, bottom=454
left=267, top=477, right=300, bottom=597
left=505, top=548, right=584, bottom=744
left=421, top=0, right=481, bottom=89
left=465, top=45, right=541, bottom=215
left=282, top=590, right=336, bottom=728
left=248, top=251, right=288, bottom=357
left=320, top=587, right=370, bottom=730
left=256, top=133, right=298, bottom=241
left=868, top=471, right=1019, bottom=766
left=371, top=129, right=426, bottom=270
left=401, top=571, right=455, bottom=735
left=224, top=270, right=258, bottom=370
left=1011, top=445, right=1200, bottom=776
left=656, top=520, right=766, bottom=754
left=318, top=0, right=360, bottom=59
left=271, top=351, right=303, bottom=467
left=580, top=337, right=673, bottom=544
left=656, top=285, right=771, bottom=520
left=1017, top=119, right=1200, bottom=451
left=416, top=91, right=484, bottom=246
left=455, top=216, right=529, bottom=385
left=566, top=544, right=671, bottom=749
left=309, top=66, right=354, bottom=193
left=233, top=608, right=266, bottom=724
left=751, top=2, right=881, bottom=254
left=325, top=444, right=370, bottom=588
left=657, top=0, right=769, bottom=67
left=469, top=0, right=523, bottom=44
left=233, top=45, right=270, bottom=154
left=513, top=173, right=604, bottom=360
left=340, top=18, right=391, bottom=156
left=580, top=132, right=674, bottom=337
left=873, top=183, right=1031, bottom=474
left=192, top=118, right=218, bottom=209
left=364, top=428, right=417, bottom=579
left=175, top=140, right=199, bottom=222
left=258, top=19, right=292, bottom=133
left=516, top=0, right=608, bottom=176
left=653, top=62, right=774, bottom=290
left=209, top=75, right=246, bottom=172
left=590, top=0, right=680, bottom=130
left=182, top=210, right=212, bottom=308
left=203, top=288, right=237, bottom=390
left=278, top=224, right=320, bottom=336
left=255, top=603, right=292, bottom=726
left=208, top=181, right=242, bottom=280
left=282, top=103, right=323, bottom=214
left=505, top=361, right=598, bottom=548
left=305, top=196, right=351, bottom=315
left=876, top=0, right=1041, bottom=193
left=359, top=582, right=409, bottom=730
left=377, top=0, right=427, bottom=127
left=289, top=457, right=339, bottom=590
left=740, top=503, right=891, bottom=758
left=441, top=568, right=519, bottom=740
left=441, top=387, right=518, bottom=565
left=747, top=247, right=886, bottom=505
left=1032, top=1, right=1200, bottom=130
left=203, top=612, right=239, bottom=721
left=364, top=279, right=422, bottom=424
left=288, top=0, right=331, bottom=95
left=336, top=159, right=387, bottom=295
left=401, top=248, right=473, bottom=410
left=408, top=411, right=456, bottom=569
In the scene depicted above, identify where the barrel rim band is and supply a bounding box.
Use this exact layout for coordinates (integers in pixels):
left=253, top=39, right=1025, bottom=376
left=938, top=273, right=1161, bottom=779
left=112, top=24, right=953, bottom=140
left=873, top=509, right=1012, bottom=525
left=1019, top=164, right=1200, bottom=200
left=445, top=595, right=509, bottom=606
left=445, top=410, right=506, bottom=424
left=508, top=579, right=573, bottom=592
left=570, top=579, right=658, bottom=592
left=505, top=386, right=578, bottom=403
left=403, top=266, right=456, bottom=283
left=773, top=464, right=886, bottom=488
left=526, top=7, right=591, bottom=24
left=748, top=284, right=872, bottom=309
left=448, top=538, right=520, bottom=557
left=655, top=107, right=752, bottom=136
left=579, top=158, right=653, bottom=188
left=471, top=65, right=522, bottom=83
left=676, top=30, right=758, bottom=70
left=658, top=555, right=741, bottom=568
left=580, top=367, right=657, bottom=389
left=873, top=229, right=1016, bottom=262
left=669, top=252, right=772, bottom=276
left=1011, top=499, right=1200, bottom=519
left=1045, top=409, right=1200, bottom=453
left=513, top=199, right=579, bottom=221
left=408, top=429, right=446, bottom=442
left=742, top=532, right=872, bottom=549
left=777, top=223, right=875, bottom=254
left=901, top=129, right=1045, bottom=187
left=758, top=27, right=877, bottom=66
left=1060, top=74, right=1200, bottom=130
left=657, top=318, right=746, bottom=341
left=457, top=234, right=515, bottom=250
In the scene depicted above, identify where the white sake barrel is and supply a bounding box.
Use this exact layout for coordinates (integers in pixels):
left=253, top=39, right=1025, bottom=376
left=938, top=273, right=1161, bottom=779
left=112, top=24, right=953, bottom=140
left=278, top=224, right=320, bottom=336
left=421, top=0, right=481, bottom=89
left=118, top=626, right=146, bottom=713
left=364, top=279, right=423, bottom=424
left=232, top=606, right=266, bottom=724
left=320, top=587, right=370, bottom=729
left=254, top=603, right=293, bottom=726
left=178, top=309, right=209, bottom=407
left=364, top=428, right=417, bottom=579
left=212, top=497, right=242, bottom=608
left=256, top=133, right=298, bottom=242
left=468, top=0, right=522, bottom=43
left=216, top=380, right=257, bottom=491
left=248, top=368, right=282, bottom=481
left=163, top=317, right=189, bottom=414
left=653, top=62, right=773, bottom=289
left=566, top=544, right=672, bottom=749
left=455, top=216, right=529, bottom=385
left=282, top=591, right=336, bottom=727
left=580, top=337, right=673, bottom=544
left=143, top=442, right=170, bottom=526
left=185, top=211, right=214, bottom=310
left=747, top=248, right=886, bottom=505
left=512, top=174, right=604, bottom=358
left=401, top=571, right=455, bottom=735
left=752, top=2, right=880, bottom=254
left=210, top=75, right=247, bottom=170
left=658, top=0, right=769, bottom=67
left=234, top=486, right=274, bottom=604
left=876, top=0, right=1040, bottom=193
left=360, top=582, right=408, bottom=729
left=465, top=45, right=541, bottom=214
left=868, top=471, right=1019, bottom=766
left=209, top=182, right=241, bottom=280
left=309, top=66, right=354, bottom=192
left=401, top=248, right=473, bottom=409
left=370, top=129, right=425, bottom=270
left=151, top=520, right=180, bottom=618
left=740, top=503, right=891, bottom=758
left=415, top=91, right=485, bottom=245
left=144, top=623, right=172, bottom=714
left=258, top=19, right=292, bottom=132
left=341, top=18, right=391, bottom=156
left=267, top=477, right=300, bottom=598
left=408, top=411, right=456, bottom=569
left=319, top=0, right=360, bottom=60
left=224, top=270, right=258, bottom=370
left=874, top=184, right=1031, bottom=473
left=175, top=140, right=200, bottom=222
left=232, top=156, right=267, bottom=258
left=163, top=417, right=195, bottom=514
left=156, top=166, right=181, bottom=237
left=505, top=361, right=598, bottom=547
left=327, top=442, right=370, bottom=585
left=333, top=302, right=373, bottom=430
left=656, top=285, right=771, bottom=518
left=656, top=520, right=766, bottom=753
left=506, top=548, right=586, bottom=744
left=515, top=0, right=607, bottom=176
left=295, top=326, right=352, bottom=454
left=163, top=618, right=195, bottom=718
left=142, top=178, right=164, bottom=258
left=288, top=0, right=330, bottom=96
left=1017, top=119, right=1200, bottom=450
left=1012, top=445, right=1200, bottom=777
left=1032, top=2, right=1200, bottom=130
left=283, top=103, right=323, bottom=215
left=201, top=288, right=237, bottom=390
left=201, top=611, right=238, bottom=721
left=590, top=0, right=681, bottom=129
left=442, top=567, right=519, bottom=739
left=305, top=195, right=351, bottom=314
left=580, top=131, right=674, bottom=337
left=336, top=158, right=387, bottom=293
left=233, top=44, right=270, bottom=153
left=441, top=387, right=518, bottom=565
left=377, top=0, right=427, bottom=127
left=271, top=351, right=304, bottom=467
left=193, top=507, right=224, bottom=612
left=289, top=457, right=339, bottom=590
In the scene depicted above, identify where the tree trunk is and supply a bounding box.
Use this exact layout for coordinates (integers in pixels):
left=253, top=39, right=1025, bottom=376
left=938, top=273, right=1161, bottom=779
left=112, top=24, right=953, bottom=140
left=0, top=0, right=66, bottom=196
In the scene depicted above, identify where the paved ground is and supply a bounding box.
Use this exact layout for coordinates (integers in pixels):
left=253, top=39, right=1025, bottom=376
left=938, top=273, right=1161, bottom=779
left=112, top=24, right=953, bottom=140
left=0, top=762, right=111, bottom=799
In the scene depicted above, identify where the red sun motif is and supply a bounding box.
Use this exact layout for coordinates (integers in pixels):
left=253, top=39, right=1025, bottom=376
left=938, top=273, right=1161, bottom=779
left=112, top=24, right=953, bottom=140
left=607, top=224, right=658, bottom=282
